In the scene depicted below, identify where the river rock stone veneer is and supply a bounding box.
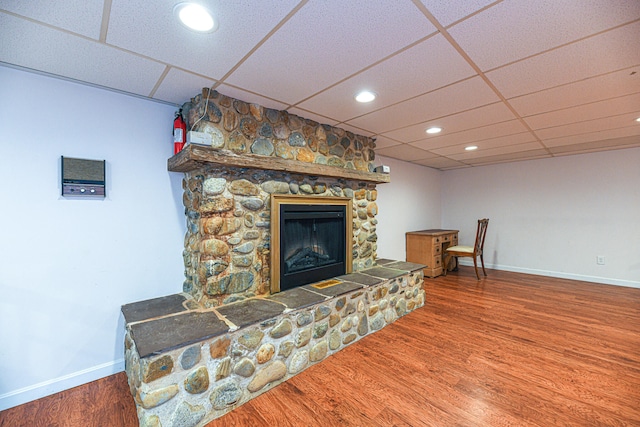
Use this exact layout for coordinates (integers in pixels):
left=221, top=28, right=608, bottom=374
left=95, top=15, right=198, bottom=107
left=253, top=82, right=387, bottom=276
left=182, top=168, right=381, bottom=306
left=123, top=89, right=426, bottom=426
left=177, top=88, right=384, bottom=307
left=181, top=88, right=377, bottom=173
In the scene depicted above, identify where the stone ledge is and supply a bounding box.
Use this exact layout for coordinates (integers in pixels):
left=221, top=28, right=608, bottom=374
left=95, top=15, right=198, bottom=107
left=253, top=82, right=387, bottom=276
left=122, top=261, right=425, bottom=358
left=167, top=144, right=391, bottom=184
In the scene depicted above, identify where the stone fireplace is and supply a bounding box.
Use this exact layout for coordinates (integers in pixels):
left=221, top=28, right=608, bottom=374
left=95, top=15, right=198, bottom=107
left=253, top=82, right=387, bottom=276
left=172, top=88, right=388, bottom=307
left=121, top=89, right=426, bottom=427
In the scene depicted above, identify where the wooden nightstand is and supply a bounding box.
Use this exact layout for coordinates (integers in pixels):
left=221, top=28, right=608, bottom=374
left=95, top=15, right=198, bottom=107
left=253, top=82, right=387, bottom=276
left=406, top=229, right=459, bottom=278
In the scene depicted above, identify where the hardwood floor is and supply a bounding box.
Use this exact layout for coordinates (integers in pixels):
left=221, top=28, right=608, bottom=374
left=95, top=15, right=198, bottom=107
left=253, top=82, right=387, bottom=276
left=2, top=267, right=639, bottom=426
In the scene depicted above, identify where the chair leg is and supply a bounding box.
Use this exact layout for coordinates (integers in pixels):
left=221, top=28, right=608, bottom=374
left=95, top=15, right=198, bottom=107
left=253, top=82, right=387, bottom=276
left=442, top=254, right=449, bottom=276
left=480, top=254, right=487, bottom=276
left=473, top=257, right=480, bottom=280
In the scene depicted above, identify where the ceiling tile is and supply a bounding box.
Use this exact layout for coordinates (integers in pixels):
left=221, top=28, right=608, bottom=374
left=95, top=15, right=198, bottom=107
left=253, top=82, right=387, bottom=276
left=0, top=0, right=104, bottom=39
left=411, top=120, right=530, bottom=150
left=439, top=165, right=473, bottom=171
left=419, top=0, right=498, bottom=27
left=447, top=141, right=543, bottom=160
left=413, top=156, right=468, bottom=169
left=0, top=13, right=166, bottom=96
left=509, top=66, right=640, bottom=117
left=106, top=0, right=301, bottom=79
left=373, top=135, right=403, bottom=150
left=486, top=21, right=640, bottom=99
left=297, top=34, right=475, bottom=121
left=549, top=136, right=640, bottom=155
left=382, top=101, right=515, bottom=143
left=535, top=112, right=640, bottom=140
left=153, top=68, right=216, bottom=105
left=465, top=149, right=551, bottom=166
left=216, top=84, right=289, bottom=113
left=542, top=126, right=640, bottom=148
left=376, top=144, right=433, bottom=162
left=334, top=123, right=375, bottom=137
left=347, top=76, right=499, bottom=134
left=284, top=107, right=339, bottom=128
left=524, top=92, right=640, bottom=130
left=431, top=132, right=539, bottom=156
left=224, top=0, right=436, bottom=104
left=448, top=0, right=640, bottom=71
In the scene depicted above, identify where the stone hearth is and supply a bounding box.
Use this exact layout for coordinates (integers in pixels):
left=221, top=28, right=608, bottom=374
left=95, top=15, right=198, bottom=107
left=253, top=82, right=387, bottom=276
left=123, top=260, right=425, bottom=426
left=122, top=89, right=425, bottom=426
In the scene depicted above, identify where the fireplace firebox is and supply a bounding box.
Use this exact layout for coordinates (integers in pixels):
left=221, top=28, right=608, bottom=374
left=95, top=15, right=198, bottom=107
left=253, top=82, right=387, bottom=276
left=270, top=195, right=353, bottom=293
left=279, top=204, right=346, bottom=291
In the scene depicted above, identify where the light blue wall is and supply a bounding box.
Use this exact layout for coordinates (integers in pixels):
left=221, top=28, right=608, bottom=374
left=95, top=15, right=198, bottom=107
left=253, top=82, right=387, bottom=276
left=441, top=149, right=640, bottom=287
left=0, top=66, right=186, bottom=410
left=376, top=155, right=441, bottom=260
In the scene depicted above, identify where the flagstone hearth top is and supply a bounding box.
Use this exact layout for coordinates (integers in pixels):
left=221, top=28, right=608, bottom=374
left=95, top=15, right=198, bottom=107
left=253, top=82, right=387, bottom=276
left=267, top=287, right=328, bottom=309
left=382, top=260, right=427, bottom=271
left=333, top=272, right=383, bottom=287
left=122, top=260, right=425, bottom=358
left=358, top=266, right=409, bottom=279
left=121, top=294, right=190, bottom=324
left=128, top=311, right=229, bottom=358
left=374, top=258, right=397, bottom=265
left=303, top=279, right=365, bottom=297
left=216, top=299, right=288, bottom=329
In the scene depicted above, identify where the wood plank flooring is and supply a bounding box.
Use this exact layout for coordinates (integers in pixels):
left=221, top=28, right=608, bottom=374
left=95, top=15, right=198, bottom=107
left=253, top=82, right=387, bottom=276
left=2, top=267, right=639, bottom=426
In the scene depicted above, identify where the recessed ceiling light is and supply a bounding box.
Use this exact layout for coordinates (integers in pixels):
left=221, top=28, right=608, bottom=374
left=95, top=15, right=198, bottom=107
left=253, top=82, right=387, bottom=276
left=426, top=127, right=442, bottom=134
left=465, top=145, right=478, bottom=151
left=355, top=91, right=376, bottom=103
left=174, top=3, right=217, bottom=33
left=635, top=117, right=640, bottom=122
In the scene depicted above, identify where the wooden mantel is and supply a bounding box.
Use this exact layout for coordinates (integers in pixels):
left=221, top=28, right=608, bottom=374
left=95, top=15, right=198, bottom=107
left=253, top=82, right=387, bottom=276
left=168, top=144, right=391, bottom=184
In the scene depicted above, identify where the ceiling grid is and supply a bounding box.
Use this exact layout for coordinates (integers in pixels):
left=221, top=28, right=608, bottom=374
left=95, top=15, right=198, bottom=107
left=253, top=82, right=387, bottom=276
left=0, top=0, right=638, bottom=170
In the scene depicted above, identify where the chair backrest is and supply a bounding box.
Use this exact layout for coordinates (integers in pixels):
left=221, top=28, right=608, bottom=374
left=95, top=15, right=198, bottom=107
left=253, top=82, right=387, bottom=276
left=474, top=219, right=489, bottom=254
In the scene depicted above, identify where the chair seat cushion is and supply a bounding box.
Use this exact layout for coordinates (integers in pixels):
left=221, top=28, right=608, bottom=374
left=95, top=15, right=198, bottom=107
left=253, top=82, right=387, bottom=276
left=446, top=245, right=474, bottom=254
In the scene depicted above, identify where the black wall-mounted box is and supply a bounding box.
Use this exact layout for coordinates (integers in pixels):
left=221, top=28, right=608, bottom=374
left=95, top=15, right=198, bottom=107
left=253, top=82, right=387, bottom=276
left=61, top=156, right=106, bottom=197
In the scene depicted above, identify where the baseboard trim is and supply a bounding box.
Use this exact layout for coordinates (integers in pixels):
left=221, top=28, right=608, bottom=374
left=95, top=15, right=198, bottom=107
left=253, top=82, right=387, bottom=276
left=0, top=359, right=125, bottom=411
left=457, top=260, right=640, bottom=289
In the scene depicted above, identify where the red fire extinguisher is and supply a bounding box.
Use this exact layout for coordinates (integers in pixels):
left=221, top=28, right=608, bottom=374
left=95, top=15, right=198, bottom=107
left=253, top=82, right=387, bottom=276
left=173, top=109, right=187, bottom=154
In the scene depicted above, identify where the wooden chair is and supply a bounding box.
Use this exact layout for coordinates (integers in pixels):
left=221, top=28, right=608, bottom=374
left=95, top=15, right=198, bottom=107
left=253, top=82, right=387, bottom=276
left=444, top=219, right=489, bottom=280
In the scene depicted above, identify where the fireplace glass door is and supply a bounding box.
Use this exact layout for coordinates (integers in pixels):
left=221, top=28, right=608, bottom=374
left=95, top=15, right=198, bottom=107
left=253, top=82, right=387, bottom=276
left=279, top=204, right=346, bottom=291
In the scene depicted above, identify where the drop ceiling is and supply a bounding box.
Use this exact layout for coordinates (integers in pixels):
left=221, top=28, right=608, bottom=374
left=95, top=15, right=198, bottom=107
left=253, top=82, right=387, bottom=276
left=1, top=0, right=639, bottom=170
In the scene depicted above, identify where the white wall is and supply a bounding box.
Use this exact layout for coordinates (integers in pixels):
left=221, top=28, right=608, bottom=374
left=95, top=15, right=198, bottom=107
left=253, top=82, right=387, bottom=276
left=0, top=66, right=186, bottom=410
left=441, top=149, right=640, bottom=287
left=375, top=155, right=441, bottom=261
